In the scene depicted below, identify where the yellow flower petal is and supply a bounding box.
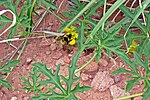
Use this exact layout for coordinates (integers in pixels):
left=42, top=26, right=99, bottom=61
left=69, top=39, right=76, bottom=45
left=64, top=28, right=71, bottom=33
left=75, top=33, right=78, bottom=39
left=71, top=32, right=78, bottom=39
left=128, top=40, right=139, bottom=53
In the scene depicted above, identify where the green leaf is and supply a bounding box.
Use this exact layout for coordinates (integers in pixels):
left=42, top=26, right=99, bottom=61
left=0, top=79, right=12, bottom=90
left=119, top=5, right=146, bottom=33
left=67, top=6, right=78, bottom=13
left=62, top=12, right=73, bottom=18
left=112, top=68, right=134, bottom=75
left=115, top=50, right=138, bottom=74
left=126, top=78, right=140, bottom=92
left=32, top=63, right=66, bottom=95
left=0, top=60, right=19, bottom=72
left=77, top=21, right=85, bottom=50
left=21, top=67, right=41, bottom=93
left=0, top=16, right=12, bottom=23
left=85, top=1, right=103, bottom=18
left=0, top=0, right=8, bottom=6
left=133, top=52, right=146, bottom=69
left=44, top=0, right=58, bottom=10
left=72, top=0, right=81, bottom=7
left=142, top=87, right=150, bottom=100
left=71, top=83, right=91, bottom=94
left=95, top=48, right=102, bottom=63
left=24, top=61, right=90, bottom=99
left=143, top=40, right=150, bottom=59
left=145, top=13, right=150, bottom=33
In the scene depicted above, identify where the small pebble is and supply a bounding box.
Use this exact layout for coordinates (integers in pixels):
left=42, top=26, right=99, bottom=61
left=91, top=71, right=114, bottom=91
left=46, top=51, right=51, bottom=55
left=26, top=58, right=32, bottom=64
left=110, top=85, right=130, bottom=100
left=23, top=97, right=29, bottom=100
left=56, top=58, right=64, bottom=66
left=68, top=54, right=72, bottom=57
left=84, top=62, right=99, bottom=72
left=39, top=39, right=50, bottom=46
left=52, top=52, right=63, bottom=60
left=64, top=55, right=70, bottom=63
left=0, top=91, right=3, bottom=97
left=98, top=58, right=108, bottom=67
left=50, top=44, right=57, bottom=51
left=10, top=96, right=17, bottom=100
left=88, top=75, right=94, bottom=79
left=81, top=73, right=89, bottom=81
left=114, top=75, right=121, bottom=83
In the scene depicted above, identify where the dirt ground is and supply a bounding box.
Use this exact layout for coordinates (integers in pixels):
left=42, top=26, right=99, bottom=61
left=0, top=0, right=145, bottom=100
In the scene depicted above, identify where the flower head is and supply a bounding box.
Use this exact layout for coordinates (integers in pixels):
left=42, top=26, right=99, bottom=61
left=62, top=26, right=78, bottom=45
left=128, top=40, right=139, bottom=53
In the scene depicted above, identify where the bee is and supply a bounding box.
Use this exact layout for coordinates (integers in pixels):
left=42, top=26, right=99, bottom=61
left=60, top=26, right=78, bottom=46
left=36, top=26, right=78, bottom=47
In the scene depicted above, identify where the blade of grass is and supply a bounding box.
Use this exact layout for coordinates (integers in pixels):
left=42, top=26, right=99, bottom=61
left=90, top=0, right=126, bottom=37
left=102, top=0, right=107, bottom=30
left=85, top=0, right=126, bottom=44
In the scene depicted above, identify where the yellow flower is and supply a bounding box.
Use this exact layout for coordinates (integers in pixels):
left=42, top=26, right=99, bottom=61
left=61, top=26, right=78, bottom=46
left=69, top=39, right=76, bottom=45
left=71, top=32, right=78, bottom=39
left=128, top=40, right=139, bottom=53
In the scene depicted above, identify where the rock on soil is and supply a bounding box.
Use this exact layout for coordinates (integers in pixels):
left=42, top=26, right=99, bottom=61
left=10, top=97, right=17, bottom=100
left=98, top=58, right=108, bottom=67
left=39, top=39, right=50, bottom=46
left=26, top=58, right=32, bottom=64
left=52, top=52, right=63, bottom=60
left=91, top=71, right=114, bottom=91
left=113, top=74, right=122, bottom=83
left=84, top=62, right=99, bottom=72
left=63, top=55, right=70, bottom=64
left=81, top=73, right=89, bottom=81
left=55, top=58, right=65, bottom=66
left=50, top=43, right=57, bottom=51
left=110, top=85, right=130, bottom=100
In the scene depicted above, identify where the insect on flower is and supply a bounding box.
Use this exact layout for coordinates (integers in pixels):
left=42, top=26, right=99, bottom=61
left=61, top=26, right=78, bottom=45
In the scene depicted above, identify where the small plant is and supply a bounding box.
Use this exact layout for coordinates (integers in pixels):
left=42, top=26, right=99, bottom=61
left=0, top=60, right=19, bottom=90
left=59, top=0, right=150, bottom=99
left=21, top=63, right=90, bottom=100
left=0, top=0, right=150, bottom=100
left=113, top=51, right=150, bottom=100
left=0, top=0, right=59, bottom=89
left=0, top=0, right=57, bottom=37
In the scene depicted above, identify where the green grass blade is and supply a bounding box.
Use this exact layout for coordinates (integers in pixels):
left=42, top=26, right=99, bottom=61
left=89, top=0, right=126, bottom=38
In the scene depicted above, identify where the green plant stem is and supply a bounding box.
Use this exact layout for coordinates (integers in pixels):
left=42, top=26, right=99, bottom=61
left=117, top=93, right=143, bottom=100
left=102, top=0, right=107, bottom=30
left=75, top=52, right=97, bottom=73
left=5, top=0, right=36, bottom=80
left=40, top=5, right=65, bottom=23
left=17, top=35, right=29, bottom=60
